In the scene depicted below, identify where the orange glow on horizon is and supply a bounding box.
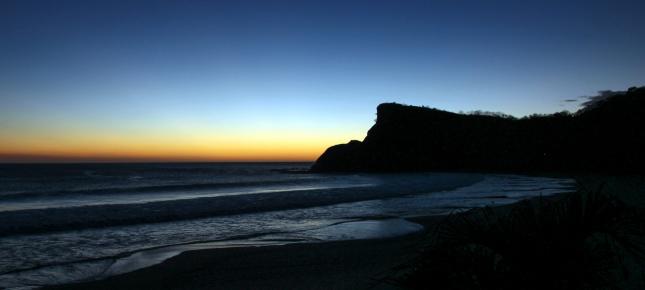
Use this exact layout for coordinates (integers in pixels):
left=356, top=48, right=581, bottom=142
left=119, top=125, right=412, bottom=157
left=0, top=146, right=323, bottom=163
left=0, top=130, right=361, bottom=163
left=0, top=142, right=327, bottom=162
left=0, top=152, right=318, bottom=163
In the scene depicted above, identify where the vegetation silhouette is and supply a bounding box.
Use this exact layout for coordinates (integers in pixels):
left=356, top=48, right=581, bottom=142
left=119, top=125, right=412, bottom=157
left=312, top=86, right=645, bottom=173
left=388, top=188, right=645, bottom=290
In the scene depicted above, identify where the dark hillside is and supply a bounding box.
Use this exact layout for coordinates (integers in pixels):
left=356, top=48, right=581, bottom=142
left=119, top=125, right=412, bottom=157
left=312, top=86, right=645, bottom=173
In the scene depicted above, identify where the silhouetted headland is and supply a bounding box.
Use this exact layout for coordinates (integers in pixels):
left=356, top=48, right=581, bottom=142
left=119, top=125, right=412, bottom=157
left=312, top=86, right=645, bottom=173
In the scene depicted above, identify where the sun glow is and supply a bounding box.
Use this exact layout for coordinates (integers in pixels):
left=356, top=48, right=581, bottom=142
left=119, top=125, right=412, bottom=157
left=0, top=129, right=361, bottom=162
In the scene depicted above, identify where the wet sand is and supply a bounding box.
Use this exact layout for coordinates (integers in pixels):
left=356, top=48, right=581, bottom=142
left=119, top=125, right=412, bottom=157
left=45, top=194, right=573, bottom=290
left=43, top=176, right=645, bottom=290
left=48, top=216, right=443, bottom=290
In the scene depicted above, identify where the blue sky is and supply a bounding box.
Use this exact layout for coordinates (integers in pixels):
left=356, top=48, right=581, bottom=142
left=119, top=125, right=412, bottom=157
left=1, top=0, right=644, bottom=161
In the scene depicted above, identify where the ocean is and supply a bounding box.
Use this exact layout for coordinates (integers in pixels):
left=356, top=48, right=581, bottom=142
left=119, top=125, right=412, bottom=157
left=0, top=163, right=575, bottom=289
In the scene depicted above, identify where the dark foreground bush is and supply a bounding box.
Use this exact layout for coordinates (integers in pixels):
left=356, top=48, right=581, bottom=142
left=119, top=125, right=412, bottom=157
left=390, top=190, right=645, bottom=290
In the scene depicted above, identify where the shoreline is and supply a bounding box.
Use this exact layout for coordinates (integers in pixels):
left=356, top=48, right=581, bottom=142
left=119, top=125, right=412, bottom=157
left=49, top=193, right=570, bottom=290
left=0, top=173, right=576, bottom=290
left=48, top=216, right=445, bottom=290
left=43, top=175, right=586, bottom=290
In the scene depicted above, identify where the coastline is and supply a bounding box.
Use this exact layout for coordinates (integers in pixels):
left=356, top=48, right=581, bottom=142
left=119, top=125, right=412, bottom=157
left=48, top=216, right=444, bottom=290
left=47, top=192, right=574, bottom=290
left=48, top=197, right=556, bottom=290
left=45, top=174, right=641, bottom=290
left=1, top=172, right=576, bottom=290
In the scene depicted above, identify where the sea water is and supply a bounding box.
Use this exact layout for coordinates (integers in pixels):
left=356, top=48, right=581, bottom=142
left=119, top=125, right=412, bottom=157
left=0, top=163, right=575, bottom=289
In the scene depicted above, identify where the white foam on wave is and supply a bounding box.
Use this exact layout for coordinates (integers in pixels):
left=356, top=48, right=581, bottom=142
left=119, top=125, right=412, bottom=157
left=0, top=218, right=423, bottom=289
left=102, top=218, right=423, bottom=277
left=0, top=174, right=575, bottom=289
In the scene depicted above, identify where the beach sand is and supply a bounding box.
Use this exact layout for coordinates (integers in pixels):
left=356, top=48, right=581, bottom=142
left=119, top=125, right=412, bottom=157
left=48, top=216, right=443, bottom=290
left=48, top=176, right=645, bottom=290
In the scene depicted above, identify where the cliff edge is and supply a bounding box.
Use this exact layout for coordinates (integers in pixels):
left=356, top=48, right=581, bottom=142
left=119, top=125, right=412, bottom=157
left=311, top=86, right=645, bottom=173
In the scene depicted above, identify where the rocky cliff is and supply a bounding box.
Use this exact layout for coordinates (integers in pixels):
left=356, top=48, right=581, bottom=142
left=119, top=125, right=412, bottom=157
left=311, top=86, right=645, bottom=173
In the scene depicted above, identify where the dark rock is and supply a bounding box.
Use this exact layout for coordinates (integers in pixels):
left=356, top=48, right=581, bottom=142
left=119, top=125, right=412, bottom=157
left=311, top=86, right=645, bottom=173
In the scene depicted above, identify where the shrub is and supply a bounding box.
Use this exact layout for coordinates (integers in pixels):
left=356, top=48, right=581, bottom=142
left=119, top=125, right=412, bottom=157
left=390, top=190, right=645, bottom=289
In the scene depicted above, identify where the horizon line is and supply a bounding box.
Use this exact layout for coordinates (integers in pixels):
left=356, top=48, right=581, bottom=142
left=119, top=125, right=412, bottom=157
left=0, top=160, right=315, bottom=164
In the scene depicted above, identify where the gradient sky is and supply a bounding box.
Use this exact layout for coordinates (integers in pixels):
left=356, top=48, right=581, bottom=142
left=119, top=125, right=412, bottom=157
left=1, top=0, right=644, bottom=162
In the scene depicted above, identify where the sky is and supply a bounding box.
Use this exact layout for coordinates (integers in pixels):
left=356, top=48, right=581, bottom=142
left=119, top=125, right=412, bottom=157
left=1, top=0, right=644, bottom=162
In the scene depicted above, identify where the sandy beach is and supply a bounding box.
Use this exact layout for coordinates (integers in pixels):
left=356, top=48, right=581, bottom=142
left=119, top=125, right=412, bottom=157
left=40, top=176, right=645, bottom=290
left=1, top=171, right=575, bottom=290
left=48, top=216, right=443, bottom=290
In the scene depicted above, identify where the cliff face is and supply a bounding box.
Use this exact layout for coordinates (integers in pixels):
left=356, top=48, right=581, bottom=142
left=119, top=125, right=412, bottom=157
left=311, top=87, right=645, bottom=173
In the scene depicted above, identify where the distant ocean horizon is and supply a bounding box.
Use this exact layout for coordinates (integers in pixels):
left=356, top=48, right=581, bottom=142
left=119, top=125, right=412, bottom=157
left=0, top=162, right=575, bottom=289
